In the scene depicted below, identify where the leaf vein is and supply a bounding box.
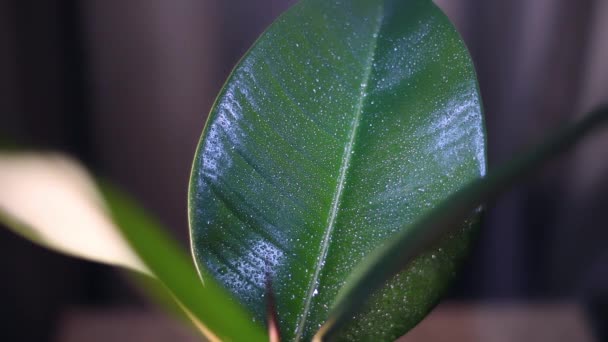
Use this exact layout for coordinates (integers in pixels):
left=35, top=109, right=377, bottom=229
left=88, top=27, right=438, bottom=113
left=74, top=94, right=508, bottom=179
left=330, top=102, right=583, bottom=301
left=293, top=5, right=385, bottom=340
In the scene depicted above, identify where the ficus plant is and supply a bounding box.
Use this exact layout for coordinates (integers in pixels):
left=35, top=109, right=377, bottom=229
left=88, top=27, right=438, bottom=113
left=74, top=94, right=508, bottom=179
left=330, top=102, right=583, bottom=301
left=0, top=0, right=606, bottom=341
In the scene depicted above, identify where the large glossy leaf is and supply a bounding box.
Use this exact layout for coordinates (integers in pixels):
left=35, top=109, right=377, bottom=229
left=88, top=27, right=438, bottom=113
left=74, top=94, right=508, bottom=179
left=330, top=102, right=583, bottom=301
left=189, top=0, right=485, bottom=340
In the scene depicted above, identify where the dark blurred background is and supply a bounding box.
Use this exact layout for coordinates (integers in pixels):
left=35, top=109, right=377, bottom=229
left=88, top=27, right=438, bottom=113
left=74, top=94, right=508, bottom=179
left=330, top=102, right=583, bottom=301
left=0, top=0, right=607, bottom=341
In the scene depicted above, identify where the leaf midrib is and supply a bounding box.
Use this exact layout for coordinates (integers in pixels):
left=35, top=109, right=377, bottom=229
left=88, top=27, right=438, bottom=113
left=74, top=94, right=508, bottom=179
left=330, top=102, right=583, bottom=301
left=292, top=4, right=385, bottom=340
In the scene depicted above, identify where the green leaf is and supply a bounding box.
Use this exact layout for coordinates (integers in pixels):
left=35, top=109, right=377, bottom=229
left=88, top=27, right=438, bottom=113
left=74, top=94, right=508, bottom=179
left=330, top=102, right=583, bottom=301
left=317, top=106, right=608, bottom=341
left=188, top=0, right=485, bottom=340
left=0, top=151, right=267, bottom=342
left=100, top=184, right=268, bottom=342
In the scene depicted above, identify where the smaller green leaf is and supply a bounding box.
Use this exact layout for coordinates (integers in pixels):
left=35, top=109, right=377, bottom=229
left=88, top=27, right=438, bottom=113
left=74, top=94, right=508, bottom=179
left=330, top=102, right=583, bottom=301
left=317, top=105, right=608, bottom=341
left=100, top=183, right=268, bottom=342
left=0, top=151, right=267, bottom=342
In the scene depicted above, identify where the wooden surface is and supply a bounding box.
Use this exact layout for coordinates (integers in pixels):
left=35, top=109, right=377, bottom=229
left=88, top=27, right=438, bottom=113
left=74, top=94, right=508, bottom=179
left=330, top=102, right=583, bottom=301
left=55, top=302, right=595, bottom=342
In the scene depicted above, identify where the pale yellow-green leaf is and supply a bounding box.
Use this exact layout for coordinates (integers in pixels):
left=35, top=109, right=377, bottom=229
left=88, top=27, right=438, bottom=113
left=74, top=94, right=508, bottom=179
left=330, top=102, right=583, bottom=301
left=0, top=152, right=148, bottom=274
